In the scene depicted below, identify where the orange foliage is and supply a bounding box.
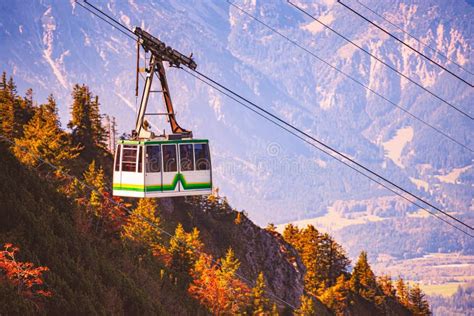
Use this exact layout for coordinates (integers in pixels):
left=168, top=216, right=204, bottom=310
left=97, top=191, right=128, bottom=236
left=188, top=253, right=250, bottom=314
left=0, top=243, right=52, bottom=301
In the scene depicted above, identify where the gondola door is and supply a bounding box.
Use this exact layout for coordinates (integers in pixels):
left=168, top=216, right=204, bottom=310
left=178, top=143, right=195, bottom=193
left=145, top=144, right=162, bottom=195
left=161, top=144, right=179, bottom=194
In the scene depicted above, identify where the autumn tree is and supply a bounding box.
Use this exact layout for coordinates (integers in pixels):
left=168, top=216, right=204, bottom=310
left=80, top=161, right=126, bottom=236
left=68, top=84, right=107, bottom=160
left=378, top=275, right=396, bottom=298
left=166, top=223, right=203, bottom=278
left=188, top=249, right=250, bottom=314
left=408, top=284, right=431, bottom=316
left=320, top=275, right=350, bottom=315
left=295, top=294, right=316, bottom=315
left=283, top=224, right=350, bottom=295
left=350, top=251, right=378, bottom=301
left=83, top=160, right=106, bottom=212
left=396, top=277, right=410, bottom=307
left=249, top=272, right=270, bottom=314
left=265, top=223, right=277, bottom=233
left=13, top=95, right=79, bottom=170
left=218, top=248, right=251, bottom=312
left=121, top=198, right=162, bottom=253
left=0, top=243, right=52, bottom=303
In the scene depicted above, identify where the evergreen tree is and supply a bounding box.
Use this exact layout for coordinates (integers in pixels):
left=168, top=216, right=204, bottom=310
left=121, top=198, right=161, bottom=253
left=265, top=223, right=277, bottom=233
left=409, top=284, right=431, bottom=316
left=0, top=73, right=33, bottom=139
left=0, top=73, right=16, bottom=138
left=250, top=272, right=270, bottom=315
left=219, top=248, right=251, bottom=313
left=283, top=225, right=349, bottom=296
left=396, top=277, right=410, bottom=307
left=83, top=160, right=105, bottom=212
left=167, top=224, right=203, bottom=277
left=378, top=275, right=396, bottom=298
left=320, top=275, right=349, bottom=315
left=350, top=251, right=378, bottom=301
left=283, top=224, right=303, bottom=250
left=295, top=295, right=316, bottom=315
left=14, top=95, right=79, bottom=169
left=68, top=84, right=106, bottom=160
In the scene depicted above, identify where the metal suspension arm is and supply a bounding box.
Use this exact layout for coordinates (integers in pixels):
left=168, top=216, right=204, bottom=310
left=135, top=55, right=157, bottom=139
left=156, top=59, right=192, bottom=136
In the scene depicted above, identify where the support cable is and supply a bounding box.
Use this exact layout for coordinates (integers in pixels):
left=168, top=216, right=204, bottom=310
left=355, top=0, right=474, bottom=76
left=288, top=0, right=474, bottom=121
left=337, top=0, right=474, bottom=88
left=74, top=0, right=474, bottom=236
left=186, top=68, right=474, bottom=236
left=75, top=1, right=136, bottom=41
left=227, top=1, right=473, bottom=152
left=183, top=68, right=474, bottom=238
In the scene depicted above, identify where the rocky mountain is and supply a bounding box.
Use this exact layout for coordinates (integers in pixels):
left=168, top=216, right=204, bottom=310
left=1, top=0, right=472, bottom=264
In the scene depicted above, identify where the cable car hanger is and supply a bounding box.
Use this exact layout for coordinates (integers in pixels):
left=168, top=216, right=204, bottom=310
left=133, top=27, right=196, bottom=140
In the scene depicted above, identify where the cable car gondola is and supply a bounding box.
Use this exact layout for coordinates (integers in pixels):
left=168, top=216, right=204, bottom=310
left=112, top=27, right=212, bottom=198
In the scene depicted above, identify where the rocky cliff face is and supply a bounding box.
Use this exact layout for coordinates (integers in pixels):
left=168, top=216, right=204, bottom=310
left=160, top=196, right=315, bottom=311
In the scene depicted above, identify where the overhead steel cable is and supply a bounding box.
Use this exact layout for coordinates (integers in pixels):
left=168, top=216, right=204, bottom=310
left=355, top=0, right=474, bottom=77
left=73, top=3, right=299, bottom=310
left=288, top=0, right=474, bottom=121
left=187, top=68, right=474, bottom=236
left=82, top=0, right=137, bottom=37
left=227, top=1, right=473, bottom=153
left=75, top=0, right=474, bottom=236
left=0, top=134, right=297, bottom=311
left=75, top=1, right=136, bottom=41
left=182, top=68, right=474, bottom=238
left=337, top=0, right=474, bottom=88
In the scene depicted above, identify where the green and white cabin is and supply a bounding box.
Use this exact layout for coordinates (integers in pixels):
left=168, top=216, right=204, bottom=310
left=113, top=138, right=212, bottom=198
left=112, top=27, right=212, bottom=198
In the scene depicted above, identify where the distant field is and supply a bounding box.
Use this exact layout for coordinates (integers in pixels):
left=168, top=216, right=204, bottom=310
left=374, top=253, right=474, bottom=298
left=417, top=282, right=462, bottom=297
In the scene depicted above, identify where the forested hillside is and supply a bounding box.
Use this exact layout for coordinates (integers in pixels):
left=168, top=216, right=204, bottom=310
left=0, top=73, right=430, bottom=315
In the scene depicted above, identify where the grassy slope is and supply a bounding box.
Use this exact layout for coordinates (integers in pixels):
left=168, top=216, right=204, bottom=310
left=0, top=141, right=207, bottom=315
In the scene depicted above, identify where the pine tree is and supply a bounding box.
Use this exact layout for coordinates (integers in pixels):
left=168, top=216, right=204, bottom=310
left=121, top=198, right=161, bottom=253
left=0, top=73, right=16, bottom=138
left=320, top=275, right=349, bottom=315
left=378, top=275, right=396, bottom=298
left=0, top=73, right=33, bottom=139
left=395, top=277, right=410, bottom=307
left=250, top=272, right=270, bottom=315
left=408, top=284, right=431, bottom=315
left=295, top=295, right=316, bottom=315
left=83, top=160, right=105, bottom=212
left=283, top=225, right=349, bottom=296
left=68, top=84, right=106, bottom=160
left=167, top=224, right=203, bottom=276
left=218, top=248, right=251, bottom=313
left=350, top=251, right=378, bottom=301
left=265, top=223, right=277, bottom=233
left=283, top=224, right=303, bottom=250
left=14, top=95, right=79, bottom=169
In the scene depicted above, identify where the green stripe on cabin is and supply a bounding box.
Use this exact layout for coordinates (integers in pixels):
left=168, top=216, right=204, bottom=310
left=113, top=173, right=211, bottom=192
